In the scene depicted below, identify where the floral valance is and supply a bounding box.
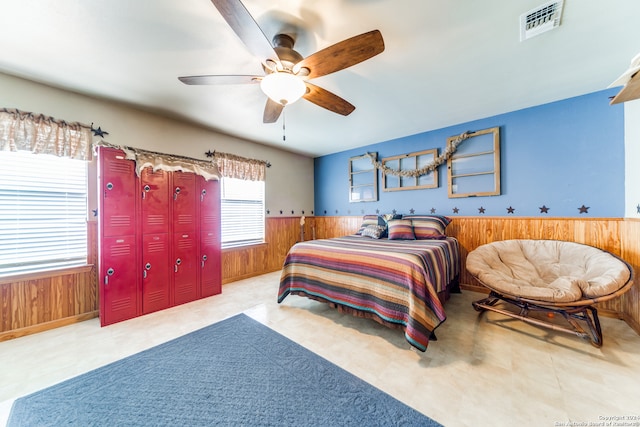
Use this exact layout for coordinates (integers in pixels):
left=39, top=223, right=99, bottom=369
left=95, top=141, right=221, bottom=181
left=214, top=151, right=267, bottom=181
left=0, top=108, right=92, bottom=160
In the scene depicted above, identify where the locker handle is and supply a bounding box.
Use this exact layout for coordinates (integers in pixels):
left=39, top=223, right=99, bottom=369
left=174, top=264, right=179, bottom=273
left=174, top=187, right=181, bottom=200
left=105, top=267, right=115, bottom=285
left=142, top=184, right=150, bottom=199
left=201, top=189, right=206, bottom=202
left=201, top=254, right=208, bottom=268
left=143, top=270, right=147, bottom=279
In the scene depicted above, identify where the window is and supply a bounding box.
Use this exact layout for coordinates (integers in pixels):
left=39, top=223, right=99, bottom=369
left=0, top=151, right=88, bottom=277
left=220, top=177, right=265, bottom=248
left=447, top=126, right=501, bottom=198
left=382, top=148, right=439, bottom=191
left=349, top=153, right=378, bottom=202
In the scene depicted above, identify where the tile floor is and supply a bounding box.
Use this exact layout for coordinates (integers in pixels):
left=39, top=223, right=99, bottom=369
left=1, top=271, right=639, bottom=427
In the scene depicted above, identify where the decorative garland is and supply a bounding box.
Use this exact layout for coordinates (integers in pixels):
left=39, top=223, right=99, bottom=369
left=367, top=130, right=472, bottom=177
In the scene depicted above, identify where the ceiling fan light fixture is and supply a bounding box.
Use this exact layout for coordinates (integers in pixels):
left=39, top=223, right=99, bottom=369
left=260, top=72, right=306, bottom=106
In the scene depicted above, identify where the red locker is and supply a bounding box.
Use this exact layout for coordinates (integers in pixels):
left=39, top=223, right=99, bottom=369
left=100, top=235, right=139, bottom=326
left=141, top=168, right=170, bottom=234
left=198, top=176, right=221, bottom=297
left=172, top=172, right=196, bottom=233
left=173, top=232, right=198, bottom=305
left=99, top=147, right=137, bottom=237
left=198, top=177, right=220, bottom=232
left=200, top=230, right=221, bottom=297
left=142, top=233, right=171, bottom=314
left=98, top=148, right=222, bottom=325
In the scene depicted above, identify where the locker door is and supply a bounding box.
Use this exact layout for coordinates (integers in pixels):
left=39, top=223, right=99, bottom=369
left=198, top=177, right=220, bottom=232
left=200, top=230, right=221, bottom=297
left=142, top=233, right=170, bottom=314
left=173, top=232, right=198, bottom=305
left=99, top=147, right=137, bottom=237
left=100, top=235, right=139, bottom=326
left=172, top=172, right=196, bottom=233
left=141, top=168, right=170, bottom=235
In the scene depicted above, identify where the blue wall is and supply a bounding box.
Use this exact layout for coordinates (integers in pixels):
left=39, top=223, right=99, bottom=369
left=314, top=89, right=625, bottom=218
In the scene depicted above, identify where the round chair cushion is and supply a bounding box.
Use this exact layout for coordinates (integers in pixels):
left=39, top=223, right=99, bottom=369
left=466, top=240, right=632, bottom=303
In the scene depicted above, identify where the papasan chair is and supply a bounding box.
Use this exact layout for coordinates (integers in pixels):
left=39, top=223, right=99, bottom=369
left=466, top=239, right=634, bottom=347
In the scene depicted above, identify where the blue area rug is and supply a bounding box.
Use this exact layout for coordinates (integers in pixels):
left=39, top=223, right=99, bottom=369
left=8, top=314, right=441, bottom=426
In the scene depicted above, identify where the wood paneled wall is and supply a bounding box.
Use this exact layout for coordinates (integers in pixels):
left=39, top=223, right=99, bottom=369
left=2, top=216, right=638, bottom=341
left=0, top=221, right=98, bottom=341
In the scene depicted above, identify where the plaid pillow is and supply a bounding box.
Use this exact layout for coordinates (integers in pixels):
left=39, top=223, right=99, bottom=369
left=361, top=224, right=386, bottom=239
left=387, top=219, right=415, bottom=240
left=403, top=215, right=451, bottom=240
left=356, top=215, right=385, bottom=235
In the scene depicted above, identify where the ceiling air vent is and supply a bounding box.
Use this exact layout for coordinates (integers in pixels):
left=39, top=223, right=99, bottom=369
left=520, top=0, right=564, bottom=41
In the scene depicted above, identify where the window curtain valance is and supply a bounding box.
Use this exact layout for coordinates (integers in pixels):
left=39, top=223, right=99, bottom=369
left=0, top=108, right=92, bottom=160
left=214, top=151, right=267, bottom=181
left=95, top=141, right=221, bottom=181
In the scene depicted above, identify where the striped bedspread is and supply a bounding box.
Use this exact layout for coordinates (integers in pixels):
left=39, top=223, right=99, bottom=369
left=277, top=236, right=460, bottom=351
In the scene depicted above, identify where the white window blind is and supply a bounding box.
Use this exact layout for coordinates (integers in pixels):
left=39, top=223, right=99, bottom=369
left=0, top=151, right=88, bottom=277
left=221, top=177, right=265, bottom=248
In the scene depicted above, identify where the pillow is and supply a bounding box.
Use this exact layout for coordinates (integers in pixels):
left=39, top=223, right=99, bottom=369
left=360, top=224, right=386, bottom=239
left=387, top=219, right=415, bottom=240
left=355, top=215, right=385, bottom=235
left=403, top=215, right=452, bottom=240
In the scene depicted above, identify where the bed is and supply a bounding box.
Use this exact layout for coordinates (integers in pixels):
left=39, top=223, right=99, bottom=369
left=278, top=215, right=460, bottom=351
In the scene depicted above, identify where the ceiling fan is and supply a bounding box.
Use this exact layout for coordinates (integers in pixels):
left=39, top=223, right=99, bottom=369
left=178, top=0, right=385, bottom=123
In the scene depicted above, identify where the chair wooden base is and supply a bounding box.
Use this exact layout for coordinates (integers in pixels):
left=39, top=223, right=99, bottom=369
left=472, top=291, right=603, bottom=347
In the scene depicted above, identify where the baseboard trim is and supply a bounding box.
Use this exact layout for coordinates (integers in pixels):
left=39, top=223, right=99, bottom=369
left=0, top=311, right=99, bottom=342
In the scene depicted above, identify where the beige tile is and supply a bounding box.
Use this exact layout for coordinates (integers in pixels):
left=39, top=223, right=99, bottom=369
left=1, top=271, right=640, bottom=427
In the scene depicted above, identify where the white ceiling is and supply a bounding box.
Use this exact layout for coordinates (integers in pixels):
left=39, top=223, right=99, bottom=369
left=1, top=0, right=639, bottom=157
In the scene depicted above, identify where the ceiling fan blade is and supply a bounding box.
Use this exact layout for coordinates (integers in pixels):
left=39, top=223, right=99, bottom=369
left=263, top=98, right=284, bottom=123
left=210, top=0, right=281, bottom=70
left=303, top=82, right=355, bottom=116
left=178, top=75, right=260, bottom=85
left=294, top=30, right=384, bottom=79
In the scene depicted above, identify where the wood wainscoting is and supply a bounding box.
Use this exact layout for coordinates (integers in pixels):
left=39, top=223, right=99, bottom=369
left=0, top=221, right=99, bottom=342
left=2, top=216, right=638, bottom=341
left=224, top=216, right=638, bottom=337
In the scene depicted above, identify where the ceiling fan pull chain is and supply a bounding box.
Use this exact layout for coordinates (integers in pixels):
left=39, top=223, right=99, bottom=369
left=282, top=109, right=286, bottom=141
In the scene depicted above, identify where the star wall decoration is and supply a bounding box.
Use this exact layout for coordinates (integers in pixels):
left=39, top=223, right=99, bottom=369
left=91, top=124, right=109, bottom=137
left=375, top=209, right=380, bottom=214
left=266, top=209, right=270, bottom=214
left=279, top=210, right=283, bottom=215
left=430, top=208, right=436, bottom=214
left=478, top=207, right=486, bottom=214
left=204, top=150, right=215, bottom=158
left=539, top=205, right=549, bottom=213
left=637, top=204, right=640, bottom=214
left=578, top=205, right=590, bottom=214
left=392, top=209, right=397, bottom=214
left=453, top=207, right=459, bottom=214
left=507, top=206, right=515, bottom=214
left=409, top=208, right=415, bottom=214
